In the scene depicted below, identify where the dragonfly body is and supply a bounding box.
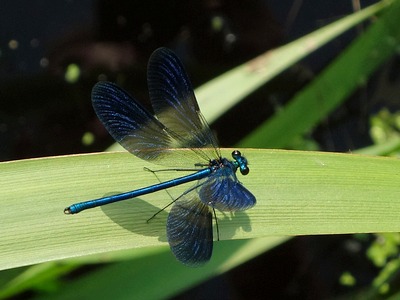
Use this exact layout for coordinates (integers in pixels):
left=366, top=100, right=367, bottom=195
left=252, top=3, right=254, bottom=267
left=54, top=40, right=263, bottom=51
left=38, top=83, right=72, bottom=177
left=65, top=48, right=256, bottom=266
left=64, top=167, right=213, bottom=215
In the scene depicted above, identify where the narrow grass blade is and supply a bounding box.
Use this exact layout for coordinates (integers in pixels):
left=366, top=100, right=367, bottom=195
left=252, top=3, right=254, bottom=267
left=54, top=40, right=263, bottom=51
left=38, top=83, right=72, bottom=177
left=240, top=0, right=400, bottom=148
left=195, top=0, right=391, bottom=123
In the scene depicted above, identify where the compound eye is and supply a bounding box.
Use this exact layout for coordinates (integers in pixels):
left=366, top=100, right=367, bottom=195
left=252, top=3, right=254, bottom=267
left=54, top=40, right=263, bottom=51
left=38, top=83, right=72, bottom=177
left=240, top=166, right=249, bottom=175
left=232, top=150, right=241, bottom=159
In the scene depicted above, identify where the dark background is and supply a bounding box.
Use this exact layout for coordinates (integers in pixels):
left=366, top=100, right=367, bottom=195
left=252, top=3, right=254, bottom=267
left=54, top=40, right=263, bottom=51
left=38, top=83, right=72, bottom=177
left=1, top=0, right=386, bottom=161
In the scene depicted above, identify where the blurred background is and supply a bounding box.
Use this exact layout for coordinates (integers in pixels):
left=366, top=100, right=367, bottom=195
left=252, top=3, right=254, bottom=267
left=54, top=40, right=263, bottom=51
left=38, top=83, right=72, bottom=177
left=1, top=0, right=400, bottom=299
left=3, top=0, right=390, bottom=161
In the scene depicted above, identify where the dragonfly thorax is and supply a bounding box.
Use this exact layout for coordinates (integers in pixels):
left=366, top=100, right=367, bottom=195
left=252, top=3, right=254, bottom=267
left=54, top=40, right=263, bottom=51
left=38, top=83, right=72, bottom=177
left=207, top=150, right=249, bottom=176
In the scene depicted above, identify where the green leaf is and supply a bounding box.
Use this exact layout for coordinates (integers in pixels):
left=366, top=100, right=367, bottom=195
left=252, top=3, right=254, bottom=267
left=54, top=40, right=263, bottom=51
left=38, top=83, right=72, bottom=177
left=2, top=149, right=400, bottom=272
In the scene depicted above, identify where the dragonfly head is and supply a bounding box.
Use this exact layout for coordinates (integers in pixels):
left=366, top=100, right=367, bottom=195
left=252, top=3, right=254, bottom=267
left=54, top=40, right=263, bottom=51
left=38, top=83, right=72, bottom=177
left=231, top=150, right=249, bottom=175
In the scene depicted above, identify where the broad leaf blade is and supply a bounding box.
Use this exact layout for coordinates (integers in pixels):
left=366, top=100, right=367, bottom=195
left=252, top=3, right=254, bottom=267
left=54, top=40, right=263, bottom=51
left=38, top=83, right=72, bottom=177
left=1, top=149, right=400, bottom=270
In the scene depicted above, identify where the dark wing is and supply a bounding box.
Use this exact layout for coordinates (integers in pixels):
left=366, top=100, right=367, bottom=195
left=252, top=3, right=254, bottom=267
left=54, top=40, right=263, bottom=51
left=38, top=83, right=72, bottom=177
left=147, top=48, right=220, bottom=161
left=167, top=192, right=213, bottom=267
left=198, top=165, right=256, bottom=212
left=92, top=82, right=174, bottom=163
left=92, top=81, right=207, bottom=166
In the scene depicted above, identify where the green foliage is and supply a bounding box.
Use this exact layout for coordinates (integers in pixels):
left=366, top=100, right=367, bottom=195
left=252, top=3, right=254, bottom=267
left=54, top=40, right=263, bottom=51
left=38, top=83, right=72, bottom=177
left=240, top=0, right=400, bottom=149
left=370, top=109, right=400, bottom=150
